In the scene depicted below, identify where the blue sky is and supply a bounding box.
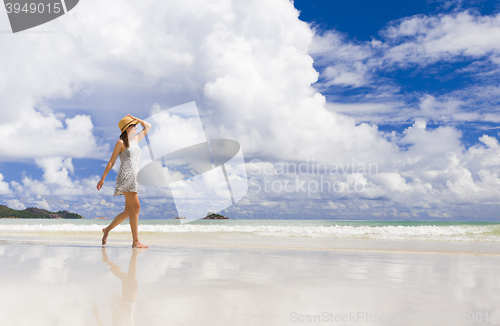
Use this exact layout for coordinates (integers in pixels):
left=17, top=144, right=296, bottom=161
left=296, top=0, right=500, bottom=39
left=1, top=0, right=500, bottom=220
left=296, top=0, right=500, bottom=145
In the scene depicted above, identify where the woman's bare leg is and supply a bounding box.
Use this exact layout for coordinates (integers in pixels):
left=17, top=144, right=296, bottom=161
left=123, top=192, right=148, bottom=248
left=102, top=198, right=131, bottom=245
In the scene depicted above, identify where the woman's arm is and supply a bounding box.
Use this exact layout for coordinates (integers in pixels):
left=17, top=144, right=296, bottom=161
left=128, top=114, right=151, bottom=143
left=97, top=140, right=124, bottom=191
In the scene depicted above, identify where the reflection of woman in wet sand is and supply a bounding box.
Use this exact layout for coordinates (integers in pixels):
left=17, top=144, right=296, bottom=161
left=93, top=247, right=147, bottom=326
left=97, top=114, right=151, bottom=248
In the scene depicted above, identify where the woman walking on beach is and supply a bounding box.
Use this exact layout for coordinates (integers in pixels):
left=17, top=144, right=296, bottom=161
left=97, top=114, right=151, bottom=248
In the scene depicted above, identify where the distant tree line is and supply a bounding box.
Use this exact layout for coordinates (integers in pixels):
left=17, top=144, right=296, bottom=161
left=0, top=205, right=84, bottom=219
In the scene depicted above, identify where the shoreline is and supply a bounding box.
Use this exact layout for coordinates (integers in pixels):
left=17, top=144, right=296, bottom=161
left=1, top=219, right=500, bottom=256
left=2, top=233, right=500, bottom=256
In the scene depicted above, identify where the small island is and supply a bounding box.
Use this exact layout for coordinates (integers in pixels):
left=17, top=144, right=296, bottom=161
left=0, top=204, right=84, bottom=219
left=203, top=212, right=229, bottom=220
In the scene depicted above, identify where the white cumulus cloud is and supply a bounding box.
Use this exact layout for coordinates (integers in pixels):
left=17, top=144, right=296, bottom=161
left=0, top=0, right=499, bottom=219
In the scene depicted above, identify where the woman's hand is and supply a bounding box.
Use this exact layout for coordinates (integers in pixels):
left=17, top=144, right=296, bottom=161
left=128, top=114, right=141, bottom=122
left=128, top=114, right=145, bottom=127
left=97, top=179, right=104, bottom=191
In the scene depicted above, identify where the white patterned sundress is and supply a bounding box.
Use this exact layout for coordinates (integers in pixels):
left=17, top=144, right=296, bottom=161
left=114, top=138, right=141, bottom=196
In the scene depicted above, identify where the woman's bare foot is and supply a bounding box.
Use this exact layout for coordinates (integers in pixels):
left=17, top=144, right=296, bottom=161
left=102, top=228, right=109, bottom=245
left=132, top=241, right=148, bottom=249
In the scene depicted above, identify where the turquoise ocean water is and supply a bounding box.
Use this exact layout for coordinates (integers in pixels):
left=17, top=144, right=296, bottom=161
left=1, top=219, right=500, bottom=242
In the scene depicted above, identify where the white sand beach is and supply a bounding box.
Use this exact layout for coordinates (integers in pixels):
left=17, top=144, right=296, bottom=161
left=1, top=231, right=499, bottom=326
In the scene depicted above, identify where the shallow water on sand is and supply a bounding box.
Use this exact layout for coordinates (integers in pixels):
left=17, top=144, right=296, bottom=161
left=2, top=219, right=500, bottom=254
left=0, top=243, right=499, bottom=326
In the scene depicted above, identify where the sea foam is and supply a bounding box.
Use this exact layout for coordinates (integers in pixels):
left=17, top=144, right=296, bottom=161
left=0, top=223, right=498, bottom=242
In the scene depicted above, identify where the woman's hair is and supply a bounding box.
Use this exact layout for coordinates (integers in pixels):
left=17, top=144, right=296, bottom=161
left=120, top=130, right=129, bottom=148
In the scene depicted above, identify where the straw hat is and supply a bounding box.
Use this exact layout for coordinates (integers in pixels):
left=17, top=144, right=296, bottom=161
left=118, top=115, right=140, bottom=133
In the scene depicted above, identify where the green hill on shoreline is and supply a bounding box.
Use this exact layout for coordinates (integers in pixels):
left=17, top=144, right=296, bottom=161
left=0, top=204, right=84, bottom=219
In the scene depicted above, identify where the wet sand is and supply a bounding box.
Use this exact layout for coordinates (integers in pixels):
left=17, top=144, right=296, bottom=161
left=0, top=240, right=499, bottom=325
